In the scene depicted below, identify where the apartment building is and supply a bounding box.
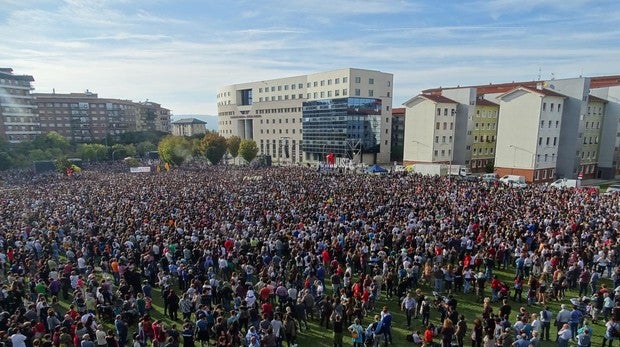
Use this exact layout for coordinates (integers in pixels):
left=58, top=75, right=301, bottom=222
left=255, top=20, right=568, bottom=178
left=217, top=68, right=393, bottom=165
left=390, top=108, right=405, bottom=162
left=591, top=82, right=620, bottom=178
left=402, top=94, right=458, bottom=165
left=171, top=118, right=207, bottom=137
left=495, top=85, right=566, bottom=182
left=34, top=92, right=172, bottom=143
left=470, top=98, right=500, bottom=171
left=0, top=68, right=39, bottom=143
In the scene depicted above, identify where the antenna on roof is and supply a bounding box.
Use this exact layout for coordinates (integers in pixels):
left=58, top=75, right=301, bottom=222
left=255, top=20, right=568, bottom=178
left=537, top=67, right=541, bottom=81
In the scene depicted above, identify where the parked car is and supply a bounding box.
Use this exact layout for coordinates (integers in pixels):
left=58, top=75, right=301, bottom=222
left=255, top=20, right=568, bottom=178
left=506, top=179, right=527, bottom=188
left=482, top=173, right=498, bottom=182
left=605, top=184, right=620, bottom=193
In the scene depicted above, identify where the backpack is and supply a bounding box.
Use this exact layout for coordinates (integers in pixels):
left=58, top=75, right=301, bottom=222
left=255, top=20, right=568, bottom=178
left=542, top=310, right=550, bottom=321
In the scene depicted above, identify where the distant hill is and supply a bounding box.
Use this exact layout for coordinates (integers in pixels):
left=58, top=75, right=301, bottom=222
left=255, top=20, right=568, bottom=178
left=173, top=115, right=218, bottom=131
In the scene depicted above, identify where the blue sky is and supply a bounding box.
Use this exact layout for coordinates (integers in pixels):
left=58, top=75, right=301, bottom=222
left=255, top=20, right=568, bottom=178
left=1, top=0, right=619, bottom=117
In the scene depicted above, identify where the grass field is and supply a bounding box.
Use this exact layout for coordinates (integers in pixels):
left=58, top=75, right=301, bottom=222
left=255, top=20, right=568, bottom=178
left=50, top=266, right=615, bottom=347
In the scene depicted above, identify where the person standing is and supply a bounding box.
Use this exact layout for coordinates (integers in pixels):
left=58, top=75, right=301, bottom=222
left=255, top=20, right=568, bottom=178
left=332, top=314, right=344, bottom=347
left=347, top=318, right=363, bottom=347
left=602, top=318, right=619, bottom=347
left=402, top=292, right=417, bottom=329
left=555, top=304, right=571, bottom=340
left=115, top=315, right=128, bottom=347
left=455, top=315, right=467, bottom=347
left=557, top=324, right=571, bottom=347
left=539, top=306, right=552, bottom=341
left=576, top=328, right=591, bottom=347
left=380, top=306, right=393, bottom=345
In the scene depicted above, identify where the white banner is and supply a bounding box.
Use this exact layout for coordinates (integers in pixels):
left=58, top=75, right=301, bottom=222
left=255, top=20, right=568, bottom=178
left=130, top=166, right=151, bottom=173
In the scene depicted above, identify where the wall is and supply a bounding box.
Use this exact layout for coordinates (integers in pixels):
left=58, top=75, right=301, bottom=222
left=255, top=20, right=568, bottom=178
left=592, top=85, right=620, bottom=178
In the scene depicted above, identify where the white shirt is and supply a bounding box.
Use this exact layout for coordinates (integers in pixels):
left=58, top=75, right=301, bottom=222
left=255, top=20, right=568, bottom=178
left=10, top=333, right=27, bottom=347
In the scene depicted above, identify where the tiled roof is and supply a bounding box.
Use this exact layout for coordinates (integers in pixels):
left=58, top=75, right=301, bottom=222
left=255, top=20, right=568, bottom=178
left=588, top=95, right=608, bottom=103
left=172, top=118, right=207, bottom=125
left=420, top=94, right=458, bottom=104
left=518, top=86, right=567, bottom=98
left=475, top=98, right=499, bottom=107
left=392, top=107, right=406, bottom=116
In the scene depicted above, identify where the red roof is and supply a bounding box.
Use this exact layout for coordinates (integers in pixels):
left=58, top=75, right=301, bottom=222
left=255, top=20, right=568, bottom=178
left=475, top=98, right=499, bottom=107
left=518, top=85, right=566, bottom=98
left=420, top=94, right=458, bottom=104
left=422, top=74, right=620, bottom=95
left=392, top=107, right=406, bottom=116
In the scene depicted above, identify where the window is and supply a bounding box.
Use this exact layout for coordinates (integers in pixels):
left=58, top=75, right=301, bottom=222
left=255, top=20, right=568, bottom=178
left=343, top=77, right=348, bottom=83
left=291, top=84, right=295, bottom=90
left=444, top=108, right=448, bottom=116
left=553, top=137, right=557, bottom=145
left=320, top=91, right=324, bottom=98
left=298, top=83, right=303, bottom=89
left=320, top=80, right=325, bottom=86
left=442, top=136, right=446, bottom=143
left=436, top=122, right=440, bottom=130
left=437, top=109, right=441, bottom=116
left=343, top=89, right=348, bottom=95
left=334, top=90, right=340, bottom=96
left=335, top=78, right=340, bottom=84
left=550, top=103, right=554, bottom=111
left=434, top=150, right=438, bottom=157
left=327, top=91, right=332, bottom=97
left=556, top=121, right=559, bottom=128
left=558, top=104, right=561, bottom=112
left=548, top=121, right=552, bottom=128
left=441, top=150, right=445, bottom=156
left=369, top=78, right=374, bottom=84
left=368, top=90, right=373, bottom=97
left=355, top=77, right=361, bottom=83
left=277, top=86, right=282, bottom=91
left=539, top=137, right=543, bottom=145
left=543, top=102, right=546, bottom=111
left=354, top=89, right=360, bottom=96
left=541, top=121, right=544, bottom=128
left=466, top=145, right=471, bottom=150
left=546, top=137, right=550, bottom=146
left=443, top=122, right=447, bottom=130
left=450, top=123, right=453, bottom=130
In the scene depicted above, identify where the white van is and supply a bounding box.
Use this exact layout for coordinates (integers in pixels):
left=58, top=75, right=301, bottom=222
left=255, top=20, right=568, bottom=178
left=499, top=175, right=525, bottom=185
left=549, top=179, right=579, bottom=189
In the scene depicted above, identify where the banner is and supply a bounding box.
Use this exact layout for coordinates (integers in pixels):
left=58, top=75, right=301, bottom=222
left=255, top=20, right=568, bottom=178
left=130, top=167, right=151, bottom=173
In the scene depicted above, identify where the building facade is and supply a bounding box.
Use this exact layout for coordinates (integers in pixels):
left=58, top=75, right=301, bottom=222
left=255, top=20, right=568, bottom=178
left=591, top=84, right=620, bottom=178
left=34, top=92, right=172, bottom=143
left=171, top=118, right=207, bottom=137
left=216, top=68, right=393, bottom=165
left=402, top=94, right=458, bottom=165
left=494, top=85, right=565, bottom=182
left=390, top=108, right=405, bottom=162
left=0, top=68, right=39, bottom=143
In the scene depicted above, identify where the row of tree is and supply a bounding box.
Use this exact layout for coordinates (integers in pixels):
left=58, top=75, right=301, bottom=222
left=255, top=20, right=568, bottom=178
left=157, top=134, right=258, bottom=166
left=0, top=130, right=258, bottom=171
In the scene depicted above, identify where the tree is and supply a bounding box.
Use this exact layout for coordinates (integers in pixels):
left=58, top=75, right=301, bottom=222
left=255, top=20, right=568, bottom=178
left=226, top=136, right=241, bottom=162
left=239, top=139, right=259, bottom=164
left=158, top=135, right=191, bottom=166
left=200, top=132, right=227, bottom=165
left=0, top=151, right=12, bottom=171
left=136, top=141, right=157, bottom=158
left=33, top=131, right=71, bottom=152
left=485, top=160, right=495, bottom=173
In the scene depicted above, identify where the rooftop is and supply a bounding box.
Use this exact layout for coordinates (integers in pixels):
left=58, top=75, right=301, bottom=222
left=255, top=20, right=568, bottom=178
left=475, top=98, right=499, bottom=107
left=172, top=118, right=207, bottom=125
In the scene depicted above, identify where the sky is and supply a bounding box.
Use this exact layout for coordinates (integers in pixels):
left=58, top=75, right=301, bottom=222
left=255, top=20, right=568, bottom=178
left=1, top=0, right=619, bottom=117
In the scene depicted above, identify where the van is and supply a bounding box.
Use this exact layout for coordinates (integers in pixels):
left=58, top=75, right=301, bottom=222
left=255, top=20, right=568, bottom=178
left=499, top=175, right=525, bottom=185
left=549, top=179, right=579, bottom=189
left=482, top=173, right=498, bottom=182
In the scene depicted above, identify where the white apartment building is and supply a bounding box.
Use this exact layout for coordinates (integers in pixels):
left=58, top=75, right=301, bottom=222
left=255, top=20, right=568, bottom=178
left=592, top=85, right=620, bottom=178
left=495, top=85, right=566, bottom=182
left=0, top=68, right=39, bottom=143
left=171, top=118, right=207, bottom=137
left=217, top=68, right=393, bottom=165
left=402, top=94, right=458, bottom=164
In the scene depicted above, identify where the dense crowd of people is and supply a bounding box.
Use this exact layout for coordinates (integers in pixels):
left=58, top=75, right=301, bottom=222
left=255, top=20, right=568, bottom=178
left=0, top=165, right=619, bottom=347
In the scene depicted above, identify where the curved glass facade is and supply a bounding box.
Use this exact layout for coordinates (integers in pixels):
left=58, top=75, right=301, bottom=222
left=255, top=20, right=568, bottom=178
left=302, top=97, right=381, bottom=159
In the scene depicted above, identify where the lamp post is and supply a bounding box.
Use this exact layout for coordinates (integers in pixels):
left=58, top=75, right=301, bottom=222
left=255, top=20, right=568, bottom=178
left=508, top=144, right=535, bottom=179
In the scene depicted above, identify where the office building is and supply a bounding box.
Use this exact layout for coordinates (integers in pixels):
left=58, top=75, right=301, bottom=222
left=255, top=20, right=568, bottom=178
left=0, top=68, right=39, bottom=143
left=217, top=68, right=393, bottom=165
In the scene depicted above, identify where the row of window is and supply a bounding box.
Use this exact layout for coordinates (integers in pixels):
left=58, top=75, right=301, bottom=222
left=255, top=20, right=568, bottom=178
left=538, top=136, right=559, bottom=146
left=542, top=102, right=562, bottom=112
left=584, top=121, right=600, bottom=129
left=475, top=109, right=498, bottom=117
left=433, top=149, right=452, bottom=158
left=533, top=169, right=555, bottom=181
left=582, top=136, right=599, bottom=145
left=474, top=123, right=496, bottom=130
left=256, top=107, right=302, bottom=114
left=435, top=122, right=454, bottom=130
left=260, top=128, right=298, bottom=135
left=0, top=79, right=31, bottom=87
left=434, top=135, right=453, bottom=143
left=260, top=118, right=301, bottom=125
left=474, top=135, right=495, bottom=142
left=540, top=120, right=560, bottom=128
left=587, top=106, right=603, bottom=115
left=472, top=147, right=494, bottom=156
left=580, top=150, right=598, bottom=160
left=436, top=108, right=456, bottom=116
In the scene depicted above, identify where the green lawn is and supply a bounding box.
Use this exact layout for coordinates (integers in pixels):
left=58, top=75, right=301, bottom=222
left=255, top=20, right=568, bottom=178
left=53, top=267, right=613, bottom=347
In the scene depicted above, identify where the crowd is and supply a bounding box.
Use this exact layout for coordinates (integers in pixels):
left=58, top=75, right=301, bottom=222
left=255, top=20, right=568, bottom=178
left=0, top=165, right=619, bottom=347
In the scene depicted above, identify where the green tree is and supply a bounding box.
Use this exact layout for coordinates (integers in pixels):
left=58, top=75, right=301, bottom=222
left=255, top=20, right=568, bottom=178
left=239, top=139, right=258, bottom=164
left=33, top=131, right=71, bottom=152
left=0, top=151, right=13, bottom=171
left=158, top=135, right=191, bottom=166
left=136, top=141, right=157, bottom=157
left=226, top=136, right=241, bottom=163
left=200, top=132, right=227, bottom=165
left=485, top=160, right=495, bottom=173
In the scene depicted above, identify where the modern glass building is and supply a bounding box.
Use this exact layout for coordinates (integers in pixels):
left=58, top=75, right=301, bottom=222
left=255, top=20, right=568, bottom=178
left=217, top=68, right=393, bottom=165
left=302, top=97, right=382, bottom=161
